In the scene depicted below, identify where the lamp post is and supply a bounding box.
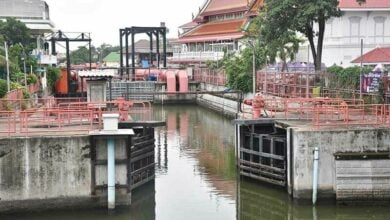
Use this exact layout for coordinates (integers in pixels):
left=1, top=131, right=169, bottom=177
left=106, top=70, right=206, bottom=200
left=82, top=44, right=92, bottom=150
left=19, top=43, right=27, bottom=87
left=4, top=42, right=10, bottom=92
left=248, top=40, right=256, bottom=95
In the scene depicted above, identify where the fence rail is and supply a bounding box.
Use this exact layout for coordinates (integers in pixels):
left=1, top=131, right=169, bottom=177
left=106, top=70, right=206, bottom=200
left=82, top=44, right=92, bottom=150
left=244, top=97, right=390, bottom=128
left=0, top=99, right=152, bottom=137
left=193, top=68, right=226, bottom=86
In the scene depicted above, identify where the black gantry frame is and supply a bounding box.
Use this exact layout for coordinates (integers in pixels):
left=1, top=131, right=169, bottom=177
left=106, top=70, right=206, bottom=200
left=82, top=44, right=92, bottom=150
left=119, top=26, right=167, bottom=80
left=50, top=31, right=92, bottom=94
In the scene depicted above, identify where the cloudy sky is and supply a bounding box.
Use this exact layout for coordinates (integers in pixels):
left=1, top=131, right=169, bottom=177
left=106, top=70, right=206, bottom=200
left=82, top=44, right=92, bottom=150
left=45, top=0, right=205, bottom=46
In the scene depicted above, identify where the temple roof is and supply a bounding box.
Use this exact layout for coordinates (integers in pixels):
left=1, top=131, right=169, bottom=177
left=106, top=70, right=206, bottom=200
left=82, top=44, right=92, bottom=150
left=178, top=18, right=247, bottom=43
left=200, top=0, right=248, bottom=17
left=246, top=0, right=264, bottom=17
left=179, top=21, right=199, bottom=29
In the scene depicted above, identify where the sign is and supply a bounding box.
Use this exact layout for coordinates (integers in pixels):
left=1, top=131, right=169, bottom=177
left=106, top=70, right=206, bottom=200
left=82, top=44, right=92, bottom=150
left=361, top=71, right=382, bottom=93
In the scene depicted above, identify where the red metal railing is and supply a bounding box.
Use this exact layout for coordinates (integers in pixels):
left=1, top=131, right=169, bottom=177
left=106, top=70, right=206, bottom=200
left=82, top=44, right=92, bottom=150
left=0, top=99, right=152, bottom=137
left=243, top=97, right=390, bottom=128
left=193, top=68, right=226, bottom=86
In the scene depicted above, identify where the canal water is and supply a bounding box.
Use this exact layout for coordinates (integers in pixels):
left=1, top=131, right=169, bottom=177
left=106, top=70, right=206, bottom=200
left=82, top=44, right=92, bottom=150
left=5, top=104, right=390, bottom=220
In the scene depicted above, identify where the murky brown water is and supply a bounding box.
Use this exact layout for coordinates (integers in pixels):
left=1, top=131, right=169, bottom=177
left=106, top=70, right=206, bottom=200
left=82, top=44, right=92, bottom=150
left=4, top=104, right=390, bottom=220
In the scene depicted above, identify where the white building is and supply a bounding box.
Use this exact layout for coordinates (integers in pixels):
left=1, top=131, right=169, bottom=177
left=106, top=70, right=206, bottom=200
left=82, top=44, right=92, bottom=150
left=296, top=0, right=390, bottom=67
left=0, top=0, right=56, bottom=65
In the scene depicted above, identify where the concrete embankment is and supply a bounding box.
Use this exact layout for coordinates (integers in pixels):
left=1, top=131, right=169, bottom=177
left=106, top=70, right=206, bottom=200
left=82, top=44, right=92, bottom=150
left=0, top=134, right=133, bottom=213
left=196, top=94, right=241, bottom=118
left=0, top=136, right=95, bottom=212
left=287, top=126, right=390, bottom=201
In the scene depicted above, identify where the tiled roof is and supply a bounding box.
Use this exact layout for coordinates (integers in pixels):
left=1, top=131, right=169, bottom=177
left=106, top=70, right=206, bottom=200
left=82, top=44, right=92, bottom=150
left=184, top=19, right=246, bottom=37
left=246, top=0, right=264, bottom=17
left=248, top=0, right=264, bottom=12
left=126, top=39, right=174, bottom=53
left=179, top=21, right=199, bottom=29
left=178, top=18, right=247, bottom=43
left=339, top=0, right=390, bottom=9
left=351, top=47, right=390, bottom=64
left=201, top=0, right=248, bottom=16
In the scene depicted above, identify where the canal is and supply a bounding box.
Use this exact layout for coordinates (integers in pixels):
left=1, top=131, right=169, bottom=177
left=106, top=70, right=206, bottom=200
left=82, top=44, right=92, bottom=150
left=4, top=104, right=390, bottom=219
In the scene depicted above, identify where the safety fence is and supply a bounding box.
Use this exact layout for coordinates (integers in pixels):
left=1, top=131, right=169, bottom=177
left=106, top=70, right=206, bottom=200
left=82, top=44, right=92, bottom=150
left=0, top=98, right=152, bottom=137
left=257, top=71, right=390, bottom=104
left=242, top=97, right=390, bottom=128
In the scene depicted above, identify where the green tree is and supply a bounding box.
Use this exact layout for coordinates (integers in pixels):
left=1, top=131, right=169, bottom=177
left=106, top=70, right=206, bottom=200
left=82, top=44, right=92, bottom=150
left=70, top=46, right=92, bottom=64
left=249, top=6, right=302, bottom=72
left=258, top=0, right=342, bottom=71
left=0, top=18, right=37, bottom=82
left=0, top=18, right=35, bottom=52
left=224, top=41, right=267, bottom=92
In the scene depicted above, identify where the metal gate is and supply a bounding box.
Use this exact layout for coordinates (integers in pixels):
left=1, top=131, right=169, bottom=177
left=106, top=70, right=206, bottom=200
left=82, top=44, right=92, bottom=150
left=239, top=123, right=287, bottom=187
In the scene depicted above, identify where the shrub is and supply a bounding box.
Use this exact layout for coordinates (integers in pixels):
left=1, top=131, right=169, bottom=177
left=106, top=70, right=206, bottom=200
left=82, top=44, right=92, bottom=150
left=10, top=82, right=23, bottom=91
left=27, top=74, right=38, bottom=85
left=47, top=66, right=60, bottom=94
left=0, top=79, right=7, bottom=98
left=22, top=88, right=30, bottom=99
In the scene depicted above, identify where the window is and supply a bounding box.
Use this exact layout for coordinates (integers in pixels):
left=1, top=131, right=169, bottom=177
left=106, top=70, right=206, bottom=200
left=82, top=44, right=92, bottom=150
left=349, top=16, right=361, bottom=43
left=325, top=18, right=333, bottom=37
left=209, top=15, right=216, bottom=22
left=374, top=16, right=386, bottom=43
left=225, top=13, right=233, bottom=20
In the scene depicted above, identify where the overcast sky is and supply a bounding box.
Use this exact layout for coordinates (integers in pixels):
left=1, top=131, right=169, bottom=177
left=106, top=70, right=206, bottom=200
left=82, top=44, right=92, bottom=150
left=45, top=0, right=205, bottom=47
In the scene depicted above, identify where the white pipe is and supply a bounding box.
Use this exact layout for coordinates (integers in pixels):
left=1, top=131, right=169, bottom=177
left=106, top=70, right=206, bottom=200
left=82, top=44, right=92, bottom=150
left=107, top=138, right=116, bottom=210
left=312, top=147, right=319, bottom=205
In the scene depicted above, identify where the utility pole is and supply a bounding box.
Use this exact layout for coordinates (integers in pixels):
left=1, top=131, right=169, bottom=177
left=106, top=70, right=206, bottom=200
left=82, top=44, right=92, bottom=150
left=249, top=40, right=256, bottom=95
left=4, top=42, right=10, bottom=92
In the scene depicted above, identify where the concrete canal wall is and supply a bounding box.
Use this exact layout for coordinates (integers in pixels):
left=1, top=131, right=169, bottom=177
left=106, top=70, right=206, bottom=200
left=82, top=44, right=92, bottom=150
left=0, top=135, right=132, bottom=213
left=196, top=94, right=239, bottom=118
left=288, top=127, right=390, bottom=201
left=0, top=136, right=92, bottom=212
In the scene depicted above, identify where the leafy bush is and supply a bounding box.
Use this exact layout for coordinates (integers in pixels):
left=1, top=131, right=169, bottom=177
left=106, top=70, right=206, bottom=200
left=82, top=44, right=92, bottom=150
left=27, top=74, right=38, bottom=85
left=22, top=88, right=30, bottom=99
left=326, top=65, right=372, bottom=90
left=47, top=66, right=60, bottom=94
left=10, top=82, right=23, bottom=91
left=0, top=79, right=8, bottom=98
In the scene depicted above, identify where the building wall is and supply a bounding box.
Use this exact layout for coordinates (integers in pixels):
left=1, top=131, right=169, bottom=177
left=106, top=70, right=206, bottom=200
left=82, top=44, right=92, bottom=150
left=0, top=0, right=48, bottom=19
left=296, top=10, right=390, bottom=67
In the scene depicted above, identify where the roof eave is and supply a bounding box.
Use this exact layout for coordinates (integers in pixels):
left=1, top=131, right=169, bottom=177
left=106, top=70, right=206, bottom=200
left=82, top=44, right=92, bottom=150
left=341, top=8, right=390, bottom=11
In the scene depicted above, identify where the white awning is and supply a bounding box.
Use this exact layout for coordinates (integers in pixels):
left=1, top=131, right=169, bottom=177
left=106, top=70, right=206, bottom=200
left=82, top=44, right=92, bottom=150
left=78, top=70, right=115, bottom=78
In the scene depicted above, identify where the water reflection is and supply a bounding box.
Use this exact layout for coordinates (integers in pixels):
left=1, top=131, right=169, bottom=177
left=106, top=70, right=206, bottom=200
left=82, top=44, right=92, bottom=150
left=153, top=104, right=237, bottom=220
left=238, top=178, right=390, bottom=220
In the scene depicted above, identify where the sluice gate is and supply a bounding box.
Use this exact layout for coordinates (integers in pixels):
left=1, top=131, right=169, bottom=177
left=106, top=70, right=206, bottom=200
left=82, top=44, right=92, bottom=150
left=236, top=120, right=287, bottom=187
